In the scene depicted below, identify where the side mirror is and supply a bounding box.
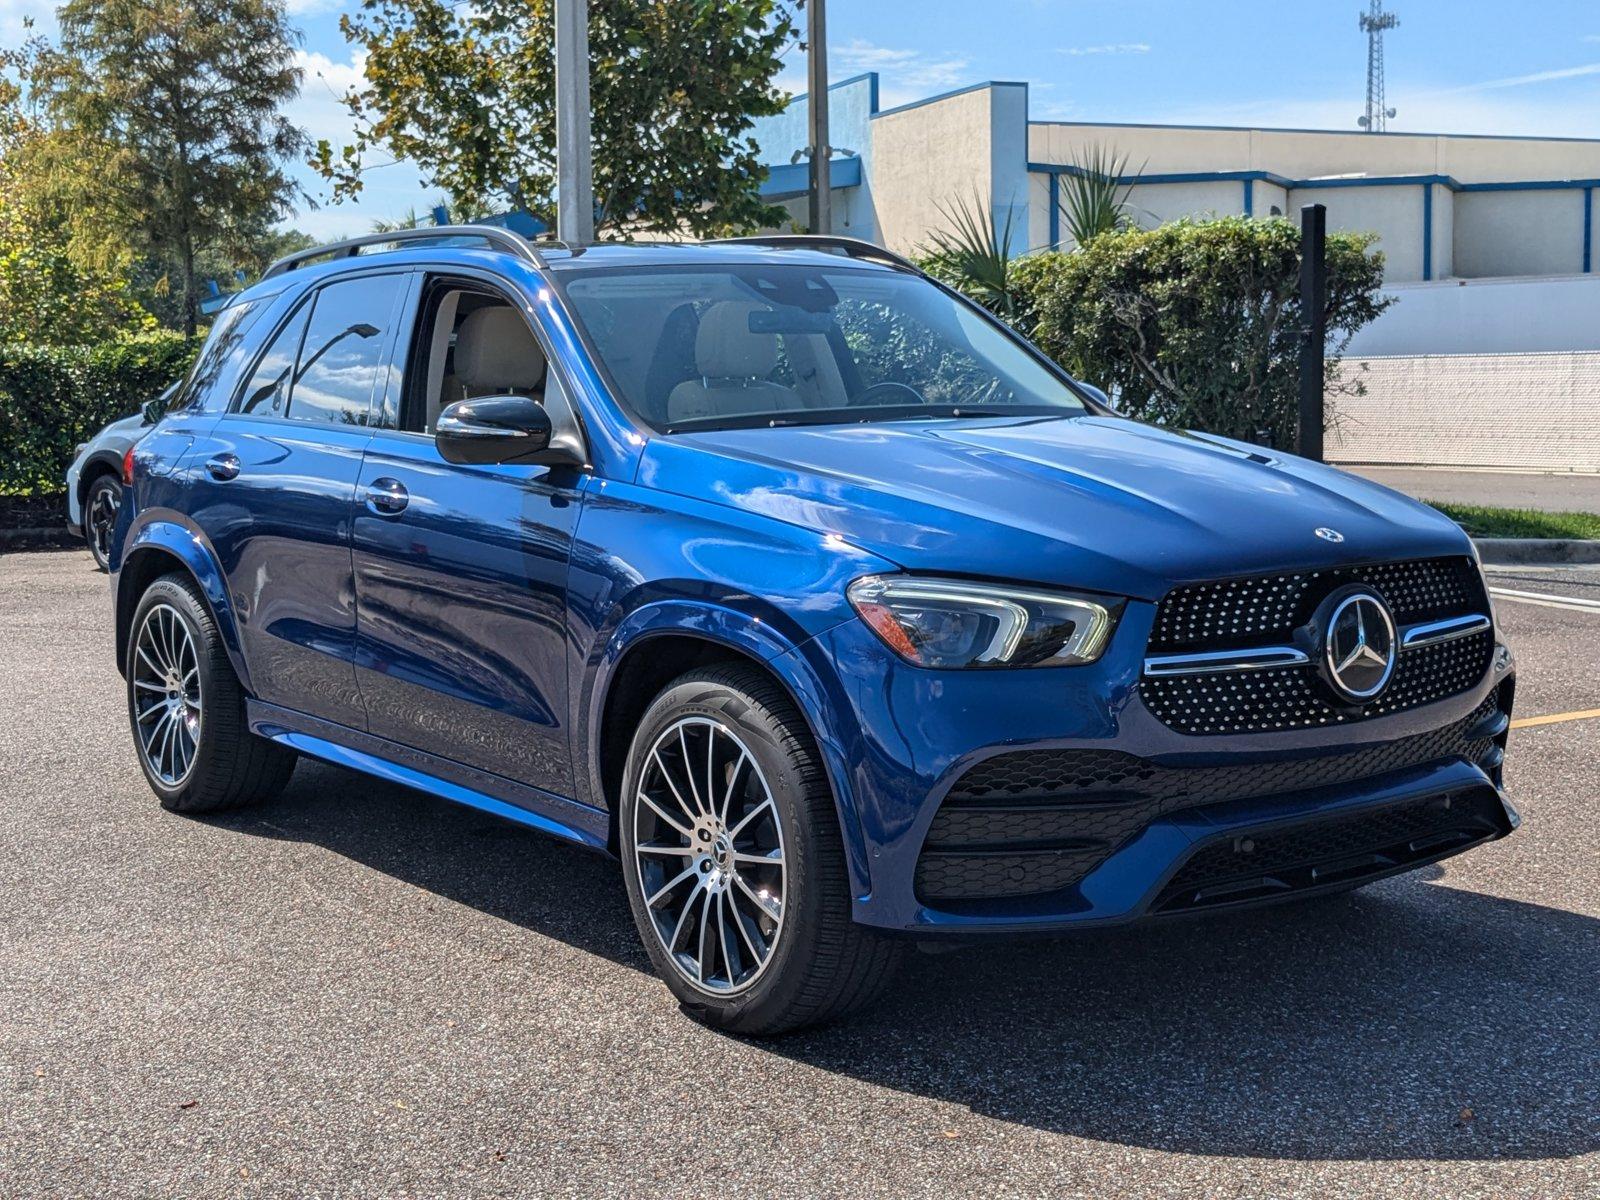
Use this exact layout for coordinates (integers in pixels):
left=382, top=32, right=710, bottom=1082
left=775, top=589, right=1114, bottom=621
left=436, top=395, right=567, bottom=466
left=1076, top=382, right=1117, bottom=413
left=140, top=397, right=167, bottom=426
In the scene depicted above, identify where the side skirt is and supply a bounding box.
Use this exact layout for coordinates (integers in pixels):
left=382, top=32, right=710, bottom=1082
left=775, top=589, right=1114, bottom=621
left=247, top=700, right=611, bottom=853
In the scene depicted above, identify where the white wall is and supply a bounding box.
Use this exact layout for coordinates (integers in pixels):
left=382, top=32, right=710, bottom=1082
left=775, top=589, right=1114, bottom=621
left=1454, top=190, right=1586, bottom=279
left=1289, top=184, right=1425, bottom=281
left=1347, top=275, right=1600, bottom=356
left=1127, top=180, right=1245, bottom=229
left=1328, top=352, right=1600, bottom=469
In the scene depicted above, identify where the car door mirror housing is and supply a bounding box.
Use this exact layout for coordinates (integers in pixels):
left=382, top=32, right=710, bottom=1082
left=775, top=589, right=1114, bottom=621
left=436, top=395, right=576, bottom=466
left=1075, top=382, right=1116, bottom=413
left=141, top=396, right=167, bottom=426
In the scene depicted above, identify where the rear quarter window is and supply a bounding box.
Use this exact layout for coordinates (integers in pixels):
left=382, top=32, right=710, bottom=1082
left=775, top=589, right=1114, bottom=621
left=181, top=300, right=266, bottom=413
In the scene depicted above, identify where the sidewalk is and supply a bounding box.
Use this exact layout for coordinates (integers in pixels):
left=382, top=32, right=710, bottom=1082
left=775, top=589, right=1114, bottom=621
left=1344, top=466, right=1600, bottom=514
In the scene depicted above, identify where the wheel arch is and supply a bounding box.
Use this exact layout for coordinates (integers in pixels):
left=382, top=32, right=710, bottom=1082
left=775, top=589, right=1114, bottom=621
left=586, top=607, right=871, bottom=900
left=77, top=453, right=124, bottom=503
left=115, top=522, right=247, bottom=690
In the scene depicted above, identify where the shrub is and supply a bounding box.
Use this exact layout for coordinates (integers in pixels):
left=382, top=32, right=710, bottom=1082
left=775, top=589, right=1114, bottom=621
left=1009, top=216, right=1391, bottom=449
left=0, top=331, right=198, bottom=495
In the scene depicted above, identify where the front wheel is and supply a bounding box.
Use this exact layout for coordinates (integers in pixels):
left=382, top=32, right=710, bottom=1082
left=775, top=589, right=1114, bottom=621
left=619, top=665, right=903, bottom=1035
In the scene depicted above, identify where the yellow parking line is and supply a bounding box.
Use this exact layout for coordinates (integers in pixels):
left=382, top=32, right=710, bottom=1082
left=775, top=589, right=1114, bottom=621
left=1510, top=708, right=1600, bottom=730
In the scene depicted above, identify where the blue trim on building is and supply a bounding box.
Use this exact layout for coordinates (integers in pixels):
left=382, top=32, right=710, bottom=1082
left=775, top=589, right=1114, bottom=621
left=872, top=79, right=1029, bottom=121
left=1455, top=177, right=1600, bottom=192
left=759, top=154, right=864, bottom=201
left=1586, top=188, right=1594, bottom=274
left=1048, top=171, right=1060, bottom=248
left=1422, top=183, right=1434, bottom=282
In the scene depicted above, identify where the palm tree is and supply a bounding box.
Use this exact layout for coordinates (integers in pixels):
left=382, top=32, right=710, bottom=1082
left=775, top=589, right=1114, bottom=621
left=1057, top=145, right=1142, bottom=247
left=920, top=191, right=1022, bottom=320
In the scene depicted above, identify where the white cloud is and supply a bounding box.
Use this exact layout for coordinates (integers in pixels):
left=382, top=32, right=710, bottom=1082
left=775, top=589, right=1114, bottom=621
left=830, top=38, right=969, bottom=107
left=280, top=49, right=432, bottom=240
left=1424, top=61, right=1600, bottom=95
left=1060, top=43, right=1151, bottom=57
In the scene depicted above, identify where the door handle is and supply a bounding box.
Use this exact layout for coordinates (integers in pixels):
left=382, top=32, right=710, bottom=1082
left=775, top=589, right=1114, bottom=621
left=205, top=453, right=241, bottom=481
left=364, top=477, right=409, bottom=516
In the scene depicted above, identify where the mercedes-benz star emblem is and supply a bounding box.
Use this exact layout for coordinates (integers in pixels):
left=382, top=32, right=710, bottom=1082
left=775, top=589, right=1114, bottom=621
left=1315, top=527, right=1345, bottom=543
left=1322, top=591, right=1397, bottom=702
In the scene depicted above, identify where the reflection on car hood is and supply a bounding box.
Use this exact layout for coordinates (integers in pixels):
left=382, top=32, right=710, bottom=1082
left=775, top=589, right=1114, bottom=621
left=637, top=415, right=1474, bottom=600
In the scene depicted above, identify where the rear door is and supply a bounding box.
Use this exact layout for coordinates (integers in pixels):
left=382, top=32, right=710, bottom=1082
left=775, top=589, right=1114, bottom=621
left=183, top=270, right=410, bottom=729
left=350, top=272, right=584, bottom=797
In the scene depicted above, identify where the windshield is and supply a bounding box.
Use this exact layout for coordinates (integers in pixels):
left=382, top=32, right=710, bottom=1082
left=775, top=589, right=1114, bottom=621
left=559, top=263, right=1090, bottom=432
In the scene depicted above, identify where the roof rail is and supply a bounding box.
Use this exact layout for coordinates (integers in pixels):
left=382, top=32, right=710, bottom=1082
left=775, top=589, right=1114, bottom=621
left=706, top=234, right=920, bottom=273
left=261, top=224, right=548, bottom=280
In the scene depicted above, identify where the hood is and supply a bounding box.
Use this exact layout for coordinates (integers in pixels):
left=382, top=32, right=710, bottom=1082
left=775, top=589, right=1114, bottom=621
left=636, top=415, right=1473, bottom=601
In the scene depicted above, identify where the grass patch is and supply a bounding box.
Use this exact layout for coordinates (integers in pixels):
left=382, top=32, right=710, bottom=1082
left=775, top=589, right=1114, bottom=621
left=1427, top=501, right=1600, bottom=541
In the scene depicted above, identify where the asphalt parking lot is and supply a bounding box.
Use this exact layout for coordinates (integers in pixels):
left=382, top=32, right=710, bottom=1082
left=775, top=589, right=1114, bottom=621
left=2, top=549, right=1596, bottom=1198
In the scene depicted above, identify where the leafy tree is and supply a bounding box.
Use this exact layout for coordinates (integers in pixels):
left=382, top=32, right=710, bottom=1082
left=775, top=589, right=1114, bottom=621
left=318, top=0, right=798, bottom=237
left=1010, top=216, right=1392, bottom=449
left=49, top=0, right=307, bottom=334
left=0, top=30, right=152, bottom=344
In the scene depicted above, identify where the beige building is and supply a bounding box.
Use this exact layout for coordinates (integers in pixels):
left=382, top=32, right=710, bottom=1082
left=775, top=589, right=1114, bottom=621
left=753, top=74, right=1600, bottom=470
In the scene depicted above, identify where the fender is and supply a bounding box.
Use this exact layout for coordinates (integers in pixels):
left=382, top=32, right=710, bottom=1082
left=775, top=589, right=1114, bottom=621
left=115, top=514, right=251, bottom=691
left=581, top=598, right=875, bottom=901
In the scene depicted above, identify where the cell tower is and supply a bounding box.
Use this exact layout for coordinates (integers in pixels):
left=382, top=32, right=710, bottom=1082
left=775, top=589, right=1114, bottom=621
left=1357, top=1, right=1399, bottom=133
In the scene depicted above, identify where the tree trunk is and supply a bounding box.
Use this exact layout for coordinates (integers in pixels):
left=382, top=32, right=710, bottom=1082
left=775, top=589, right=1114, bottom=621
left=181, top=227, right=197, bottom=338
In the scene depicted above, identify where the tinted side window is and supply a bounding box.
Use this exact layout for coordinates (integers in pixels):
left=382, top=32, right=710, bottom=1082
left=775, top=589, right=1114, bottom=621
left=238, top=302, right=310, bottom=416
left=180, top=300, right=261, bottom=412
left=288, top=275, right=401, bottom=427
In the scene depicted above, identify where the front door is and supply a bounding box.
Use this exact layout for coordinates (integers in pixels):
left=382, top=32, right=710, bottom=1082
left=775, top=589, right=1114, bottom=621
left=351, top=276, right=584, bottom=797
left=184, top=271, right=409, bottom=729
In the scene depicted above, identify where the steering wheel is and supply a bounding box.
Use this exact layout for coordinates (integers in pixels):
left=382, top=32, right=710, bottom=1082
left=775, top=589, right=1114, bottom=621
left=848, top=381, right=925, bottom=408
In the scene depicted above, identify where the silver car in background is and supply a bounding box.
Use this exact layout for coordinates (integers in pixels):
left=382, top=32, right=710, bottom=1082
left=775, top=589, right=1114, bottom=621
left=64, top=383, right=176, bottom=571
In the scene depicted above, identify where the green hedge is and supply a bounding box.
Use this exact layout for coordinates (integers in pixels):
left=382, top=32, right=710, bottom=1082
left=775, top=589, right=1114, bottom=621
left=937, top=216, right=1392, bottom=451
left=0, top=332, right=199, bottom=496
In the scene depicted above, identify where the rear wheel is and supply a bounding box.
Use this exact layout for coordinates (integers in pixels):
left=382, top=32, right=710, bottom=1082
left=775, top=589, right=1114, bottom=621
left=126, top=573, right=296, bottom=812
left=619, top=664, right=903, bottom=1035
left=84, top=473, right=120, bottom=572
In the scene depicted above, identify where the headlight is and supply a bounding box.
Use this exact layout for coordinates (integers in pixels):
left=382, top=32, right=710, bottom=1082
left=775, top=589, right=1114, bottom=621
left=846, top=574, right=1122, bottom=669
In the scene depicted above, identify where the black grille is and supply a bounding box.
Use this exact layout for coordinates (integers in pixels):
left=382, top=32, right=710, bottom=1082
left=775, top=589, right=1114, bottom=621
left=1142, top=629, right=1494, bottom=735
left=915, top=693, right=1503, bottom=905
left=1153, top=787, right=1506, bottom=913
left=1150, top=556, right=1485, bottom=653
left=1142, top=557, right=1492, bottom=737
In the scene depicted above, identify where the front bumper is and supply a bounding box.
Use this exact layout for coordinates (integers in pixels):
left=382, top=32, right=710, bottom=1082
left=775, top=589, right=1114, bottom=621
left=807, top=604, right=1516, bottom=934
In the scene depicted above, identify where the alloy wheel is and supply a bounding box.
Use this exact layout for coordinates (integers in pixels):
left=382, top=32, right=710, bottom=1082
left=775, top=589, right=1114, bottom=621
left=632, top=717, right=786, bottom=995
left=131, top=603, right=203, bottom=787
left=88, top=482, right=120, bottom=567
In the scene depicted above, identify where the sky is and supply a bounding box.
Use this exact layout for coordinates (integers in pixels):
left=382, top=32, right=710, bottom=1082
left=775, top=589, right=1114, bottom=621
left=6, top=0, right=1600, bottom=239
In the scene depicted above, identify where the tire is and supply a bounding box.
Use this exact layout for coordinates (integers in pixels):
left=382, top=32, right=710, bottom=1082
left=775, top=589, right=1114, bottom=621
left=125, top=572, right=297, bottom=813
left=84, top=473, right=121, bottom=572
left=619, top=664, right=904, bottom=1035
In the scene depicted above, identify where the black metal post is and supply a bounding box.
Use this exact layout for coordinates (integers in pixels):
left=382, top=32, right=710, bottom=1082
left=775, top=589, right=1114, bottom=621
left=806, top=0, right=830, bottom=235
left=1297, top=203, right=1327, bottom=462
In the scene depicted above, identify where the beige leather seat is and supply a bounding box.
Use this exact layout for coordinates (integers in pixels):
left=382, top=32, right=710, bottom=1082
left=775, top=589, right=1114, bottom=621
left=454, top=306, right=546, bottom=399
left=666, top=301, right=803, bottom=424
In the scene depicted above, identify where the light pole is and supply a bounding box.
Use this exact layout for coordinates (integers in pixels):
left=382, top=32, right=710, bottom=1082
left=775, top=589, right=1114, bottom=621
left=806, top=0, right=830, bottom=235
left=555, top=0, right=595, bottom=243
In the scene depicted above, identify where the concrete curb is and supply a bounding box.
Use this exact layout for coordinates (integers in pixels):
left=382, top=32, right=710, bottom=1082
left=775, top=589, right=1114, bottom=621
left=1474, top=537, right=1600, bottom=565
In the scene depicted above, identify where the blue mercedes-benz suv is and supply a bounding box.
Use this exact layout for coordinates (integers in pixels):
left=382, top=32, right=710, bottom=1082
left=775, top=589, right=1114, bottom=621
left=110, top=228, right=1517, bottom=1034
